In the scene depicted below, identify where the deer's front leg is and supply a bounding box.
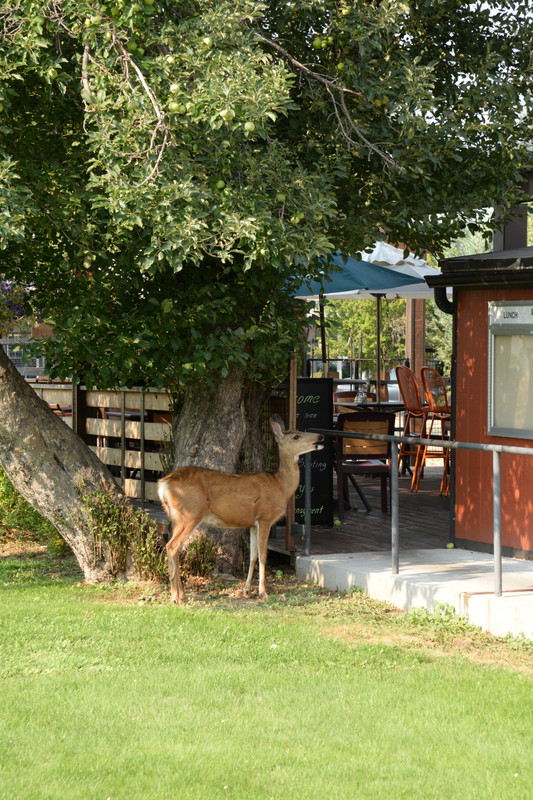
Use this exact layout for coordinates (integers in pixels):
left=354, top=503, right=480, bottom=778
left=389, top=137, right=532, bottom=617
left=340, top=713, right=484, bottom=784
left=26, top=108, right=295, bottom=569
left=256, top=520, right=270, bottom=600
left=243, top=524, right=258, bottom=597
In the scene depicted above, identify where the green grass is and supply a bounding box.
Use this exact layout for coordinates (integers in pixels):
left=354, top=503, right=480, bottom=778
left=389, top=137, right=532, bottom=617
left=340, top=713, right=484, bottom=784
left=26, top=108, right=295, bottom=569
left=1, top=550, right=532, bottom=800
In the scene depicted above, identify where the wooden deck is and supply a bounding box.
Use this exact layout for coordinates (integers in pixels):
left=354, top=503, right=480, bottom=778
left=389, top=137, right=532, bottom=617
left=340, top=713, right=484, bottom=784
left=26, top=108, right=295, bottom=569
left=269, top=465, right=451, bottom=556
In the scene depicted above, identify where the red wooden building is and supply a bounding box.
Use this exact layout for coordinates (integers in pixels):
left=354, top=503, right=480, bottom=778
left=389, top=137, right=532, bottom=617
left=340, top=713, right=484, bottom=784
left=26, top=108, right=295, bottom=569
left=428, top=247, right=533, bottom=559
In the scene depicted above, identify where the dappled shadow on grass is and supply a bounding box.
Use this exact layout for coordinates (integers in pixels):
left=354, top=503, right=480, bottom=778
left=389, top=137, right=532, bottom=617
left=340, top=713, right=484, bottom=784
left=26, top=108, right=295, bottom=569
left=0, top=541, right=83, bottom=585
left=2, top=539, right=533, bottom=673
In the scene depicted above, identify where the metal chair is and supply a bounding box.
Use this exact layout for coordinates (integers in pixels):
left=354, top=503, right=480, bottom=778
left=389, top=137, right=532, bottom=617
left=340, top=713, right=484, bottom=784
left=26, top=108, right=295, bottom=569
left=395, top=365, right=429, bottom=491
left=335, top=411, right=395, bottom=519
left=420, top=367, right=451, bottom=495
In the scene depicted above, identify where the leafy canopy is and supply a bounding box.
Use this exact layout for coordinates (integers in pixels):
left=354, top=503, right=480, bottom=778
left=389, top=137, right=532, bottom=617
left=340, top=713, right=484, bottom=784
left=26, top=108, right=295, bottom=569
left=0, top=0, right=532, bottom=388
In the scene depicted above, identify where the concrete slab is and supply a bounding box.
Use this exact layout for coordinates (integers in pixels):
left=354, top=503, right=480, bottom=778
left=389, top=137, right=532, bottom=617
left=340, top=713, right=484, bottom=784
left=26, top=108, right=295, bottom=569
left=295, top=548, right=533, bottom=640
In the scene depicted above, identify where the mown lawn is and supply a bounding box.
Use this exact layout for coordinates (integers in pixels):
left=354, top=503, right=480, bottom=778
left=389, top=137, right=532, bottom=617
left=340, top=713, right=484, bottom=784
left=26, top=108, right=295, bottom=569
left=1, top=546, right=532, bottom=800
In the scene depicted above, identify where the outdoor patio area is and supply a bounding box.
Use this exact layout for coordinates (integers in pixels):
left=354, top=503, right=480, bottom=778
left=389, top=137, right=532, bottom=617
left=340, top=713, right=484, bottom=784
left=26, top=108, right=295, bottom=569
left=269, top=464, right=450, bottom=556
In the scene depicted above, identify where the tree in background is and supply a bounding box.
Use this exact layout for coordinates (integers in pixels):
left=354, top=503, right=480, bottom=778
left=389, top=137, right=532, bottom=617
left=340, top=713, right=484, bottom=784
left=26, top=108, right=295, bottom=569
left=323, top=297, right=407, bottom=375
left=1, top=1, right=532, bottom=577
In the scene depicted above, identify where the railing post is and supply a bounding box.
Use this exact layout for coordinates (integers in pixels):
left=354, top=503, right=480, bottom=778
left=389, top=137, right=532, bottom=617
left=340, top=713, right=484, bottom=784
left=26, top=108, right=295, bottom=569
left=140, top=391, right=145, bottom=506
left=120, top=390, right=126, bottom=488
left=493, top=449, right=502, bottom=596
left=304, top=451, right=312, bottom=556
left=391, top=440, right=399, bottom=575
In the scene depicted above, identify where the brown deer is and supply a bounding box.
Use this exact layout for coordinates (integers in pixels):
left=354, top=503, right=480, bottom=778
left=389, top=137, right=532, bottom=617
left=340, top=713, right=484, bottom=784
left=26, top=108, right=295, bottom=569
left=158, top=416, right=324, bottom=604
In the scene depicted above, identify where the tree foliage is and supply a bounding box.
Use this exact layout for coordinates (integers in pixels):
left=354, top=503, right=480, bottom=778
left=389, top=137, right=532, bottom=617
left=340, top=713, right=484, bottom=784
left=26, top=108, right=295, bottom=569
left=0, top=0, right=532, bottom=390
left=324, top=297, right=406, bottom=370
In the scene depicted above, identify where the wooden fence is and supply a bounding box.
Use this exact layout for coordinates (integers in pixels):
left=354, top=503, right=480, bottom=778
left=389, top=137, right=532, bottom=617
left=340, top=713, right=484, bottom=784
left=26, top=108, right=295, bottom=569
left=30, top=382, right=172, bottom=502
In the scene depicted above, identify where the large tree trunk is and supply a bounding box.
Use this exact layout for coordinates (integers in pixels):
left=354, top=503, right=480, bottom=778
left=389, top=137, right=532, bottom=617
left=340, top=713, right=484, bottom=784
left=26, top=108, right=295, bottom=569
left=172, top=372, right=268, bottom=577
left=0, top=345, right=123, bottom=582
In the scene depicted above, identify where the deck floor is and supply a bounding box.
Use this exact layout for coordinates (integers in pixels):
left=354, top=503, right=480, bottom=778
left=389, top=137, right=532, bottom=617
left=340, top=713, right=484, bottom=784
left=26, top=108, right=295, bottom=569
left=269, top=465, right=451, bottom=556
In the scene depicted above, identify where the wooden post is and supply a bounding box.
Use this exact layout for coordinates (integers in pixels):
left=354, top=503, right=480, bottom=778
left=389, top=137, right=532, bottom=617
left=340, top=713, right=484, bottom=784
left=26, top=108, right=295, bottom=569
left=405, top=299, right=426, bottom=377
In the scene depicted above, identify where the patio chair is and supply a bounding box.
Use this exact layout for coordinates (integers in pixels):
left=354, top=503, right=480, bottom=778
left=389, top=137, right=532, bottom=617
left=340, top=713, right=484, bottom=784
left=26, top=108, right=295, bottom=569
left=395, top=365, right=429, bottom=491
left=335, top=411, right=395, bottom=519
left=419, top=367, right=451, bottom=495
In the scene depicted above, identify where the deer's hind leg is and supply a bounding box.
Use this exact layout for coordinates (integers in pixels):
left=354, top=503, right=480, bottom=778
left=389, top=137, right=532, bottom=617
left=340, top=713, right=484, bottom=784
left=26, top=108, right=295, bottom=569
left=166, top=514, right=202, bottom=604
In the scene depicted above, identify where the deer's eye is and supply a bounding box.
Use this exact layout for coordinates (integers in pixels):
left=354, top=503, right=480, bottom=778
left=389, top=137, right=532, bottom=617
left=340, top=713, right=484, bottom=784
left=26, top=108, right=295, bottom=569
left=293, top=434, right=301, bottom=440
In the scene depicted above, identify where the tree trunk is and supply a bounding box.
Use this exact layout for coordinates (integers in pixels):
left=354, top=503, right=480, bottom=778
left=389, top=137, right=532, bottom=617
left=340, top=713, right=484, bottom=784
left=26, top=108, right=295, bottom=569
left=0, top=345, right=123, bottom=582
left=172, top=372, right=268, bottom=577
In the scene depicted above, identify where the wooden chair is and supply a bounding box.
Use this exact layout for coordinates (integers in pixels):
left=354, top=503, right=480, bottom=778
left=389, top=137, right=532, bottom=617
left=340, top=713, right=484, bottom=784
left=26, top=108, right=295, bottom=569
left=420, top=367, right=451, bottom=495
left=335, top=411, right=395, bottom=519
left=395, top=365, right=429, bottom=491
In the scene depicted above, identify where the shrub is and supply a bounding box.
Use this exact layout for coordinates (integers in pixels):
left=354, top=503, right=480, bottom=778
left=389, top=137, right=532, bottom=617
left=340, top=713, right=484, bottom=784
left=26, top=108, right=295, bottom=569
left=81, top=487, right=168, bottom=583
left=181, top=532, right=217, bottom=578
left=0, top=466, right=57, bottom=542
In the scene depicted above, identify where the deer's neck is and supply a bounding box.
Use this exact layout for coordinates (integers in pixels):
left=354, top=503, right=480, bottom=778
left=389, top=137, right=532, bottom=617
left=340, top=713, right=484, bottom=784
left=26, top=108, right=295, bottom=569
left=277, top=452, right=301, bottom=500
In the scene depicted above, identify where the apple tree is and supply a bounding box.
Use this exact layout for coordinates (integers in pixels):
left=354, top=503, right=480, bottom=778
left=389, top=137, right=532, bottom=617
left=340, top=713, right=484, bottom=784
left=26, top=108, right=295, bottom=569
left=1, top=0, right=532, bottom=576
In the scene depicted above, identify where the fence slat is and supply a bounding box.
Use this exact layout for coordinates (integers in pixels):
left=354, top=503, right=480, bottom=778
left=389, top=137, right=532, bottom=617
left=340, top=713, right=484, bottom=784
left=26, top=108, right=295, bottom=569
left=89, top=446, right=164, bottom=471
left=85, top=418, right=170, bottom=440
left=84, top=390, right=171, bottom=411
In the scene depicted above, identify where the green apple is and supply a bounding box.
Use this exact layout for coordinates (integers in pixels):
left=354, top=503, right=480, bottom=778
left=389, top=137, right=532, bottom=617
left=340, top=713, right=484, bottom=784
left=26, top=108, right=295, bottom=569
left=276, top=192, right=286, bottom=202
left=215, top=179, right=225, bottom=189
left=219, top=107, right=235, bottom=121
left=169, top=83, right=180, bottom=93
left=244, top=121, right=255, bottom=132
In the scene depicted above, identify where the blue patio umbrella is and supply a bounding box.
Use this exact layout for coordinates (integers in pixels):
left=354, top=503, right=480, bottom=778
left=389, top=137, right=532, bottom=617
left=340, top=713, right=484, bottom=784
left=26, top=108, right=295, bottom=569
left=294, top=252, right=425, bottom=299
left=294, top=252, right=427, bottom=396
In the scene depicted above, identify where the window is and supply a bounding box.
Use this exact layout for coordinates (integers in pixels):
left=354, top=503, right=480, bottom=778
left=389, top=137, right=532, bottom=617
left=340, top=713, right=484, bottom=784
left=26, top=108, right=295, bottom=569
left=488, top=302, right=533, bottom=438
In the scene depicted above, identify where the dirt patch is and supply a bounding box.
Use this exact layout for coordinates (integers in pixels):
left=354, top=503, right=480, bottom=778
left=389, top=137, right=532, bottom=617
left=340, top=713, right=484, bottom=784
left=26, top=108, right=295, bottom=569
left=323, top=622, right=533, bottom=674
left=0, top=537, right=47, bottom=558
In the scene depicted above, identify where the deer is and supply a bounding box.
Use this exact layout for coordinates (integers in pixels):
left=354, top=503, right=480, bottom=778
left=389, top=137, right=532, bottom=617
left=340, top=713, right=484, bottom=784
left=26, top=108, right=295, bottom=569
left=157, top=415, right=324, bottom=604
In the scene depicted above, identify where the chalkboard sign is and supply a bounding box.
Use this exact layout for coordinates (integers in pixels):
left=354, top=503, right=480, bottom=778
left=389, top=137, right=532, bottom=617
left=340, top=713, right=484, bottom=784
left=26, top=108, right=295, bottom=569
left=294, top=378, right=333, bottom=526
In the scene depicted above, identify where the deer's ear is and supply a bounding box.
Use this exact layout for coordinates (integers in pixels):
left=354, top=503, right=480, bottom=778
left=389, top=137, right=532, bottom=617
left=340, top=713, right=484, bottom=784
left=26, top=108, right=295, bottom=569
left=270, top=415, right=285, bottom=439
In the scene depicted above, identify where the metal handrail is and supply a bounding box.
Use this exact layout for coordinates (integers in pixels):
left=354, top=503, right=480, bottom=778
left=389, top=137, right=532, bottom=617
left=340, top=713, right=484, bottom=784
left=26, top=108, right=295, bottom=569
left=305, top=428, right=533, bottom=596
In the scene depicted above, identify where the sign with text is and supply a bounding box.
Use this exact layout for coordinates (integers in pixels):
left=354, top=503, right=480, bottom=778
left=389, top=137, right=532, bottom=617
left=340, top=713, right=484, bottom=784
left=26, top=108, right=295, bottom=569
left=294, top=378, right=333, bottom=526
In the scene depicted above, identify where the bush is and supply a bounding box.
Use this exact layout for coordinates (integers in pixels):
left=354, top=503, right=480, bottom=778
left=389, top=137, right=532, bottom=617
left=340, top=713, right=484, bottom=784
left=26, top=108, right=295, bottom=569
left=81, top=487, right=168, bottom=583
left=181, top=532, right=217, bottom=578
left=0, top=466, right=57, bottom=542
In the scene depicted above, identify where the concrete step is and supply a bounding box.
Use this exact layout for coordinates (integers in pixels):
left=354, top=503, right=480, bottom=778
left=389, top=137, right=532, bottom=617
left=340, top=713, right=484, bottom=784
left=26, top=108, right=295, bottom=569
left=296, top=548, right=533, bottom=640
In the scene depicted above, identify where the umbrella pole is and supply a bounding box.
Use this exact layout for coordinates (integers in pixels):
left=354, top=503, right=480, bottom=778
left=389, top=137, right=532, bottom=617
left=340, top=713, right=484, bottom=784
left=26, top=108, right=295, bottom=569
left=319, top=298, right=327, bottom=376
left=375, top=294, right=382, bottom=401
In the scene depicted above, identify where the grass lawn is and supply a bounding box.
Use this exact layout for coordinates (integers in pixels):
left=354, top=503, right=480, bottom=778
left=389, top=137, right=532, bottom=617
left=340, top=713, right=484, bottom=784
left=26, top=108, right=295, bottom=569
left=1, top=542, right=532, bottom=800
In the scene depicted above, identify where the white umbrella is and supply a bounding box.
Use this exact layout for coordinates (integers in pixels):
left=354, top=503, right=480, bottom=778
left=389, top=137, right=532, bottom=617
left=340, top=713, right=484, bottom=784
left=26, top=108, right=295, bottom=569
left=356, top=241, right=441, bottom=299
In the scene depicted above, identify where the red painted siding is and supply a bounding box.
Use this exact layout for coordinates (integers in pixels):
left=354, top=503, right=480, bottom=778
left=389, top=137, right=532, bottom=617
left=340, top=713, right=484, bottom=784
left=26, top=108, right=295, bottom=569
left=455, top=288, right=533, bottom=553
